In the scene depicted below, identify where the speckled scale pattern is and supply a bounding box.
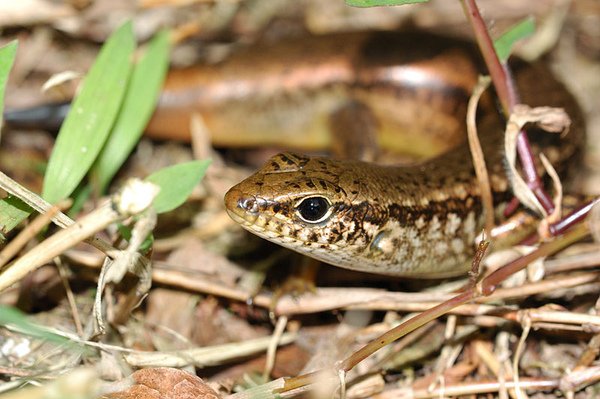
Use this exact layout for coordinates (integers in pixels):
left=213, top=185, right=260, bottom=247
left=224, top=35, right=584, bottom=278
left=226, top=137, right=496, bottom=276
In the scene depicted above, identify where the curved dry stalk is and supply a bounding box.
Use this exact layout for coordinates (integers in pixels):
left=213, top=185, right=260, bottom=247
left=466, top=75, right=494, bottom=233
left=460, top=0, right=556, bottom=215
left=0, top=179, right=158, bottom=293
left=0, top=202, right=64, bottom=269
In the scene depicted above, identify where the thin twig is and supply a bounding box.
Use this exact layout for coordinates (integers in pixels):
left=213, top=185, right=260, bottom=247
left=0, top=180, right=158, bottom=292
left=0, top=202, right=65, bottom=269
left=0, top=171, right=121, bottom=257
left=66, top=247, right=600, bottom=317
left=280, top=222, right=590, bottom=393
left=263, top=315, right=288, bottom=381
left=460, top=0, right=555, bottom=215
left=373, top=378, right=558, bottom=399
left=55, top=258, right=84, bottom=337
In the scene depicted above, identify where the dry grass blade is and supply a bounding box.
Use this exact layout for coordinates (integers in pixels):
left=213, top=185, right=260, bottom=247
left=1, top=2, right=598, bottom=398
left=228, top=378, right=286, bottom=399
left=466, top=75, right=494, bottom=234
left=0, top=171, right=116, bottom=255
left=124, top=332, right=297, bottom=368
left=0, top=179, right=159, bottom=292
left=0, top=368, right=100, bottom=399
left=371, top=378, right=558, bottom=398
left=560, top=365, right=600, bottom=392
left=263, top=315, right=288, bottom=380
left=504, top=104, right=571, bottom=217
left=0, top=204, right=119, bottom=292
left=0, top=201, right=65, bottom=269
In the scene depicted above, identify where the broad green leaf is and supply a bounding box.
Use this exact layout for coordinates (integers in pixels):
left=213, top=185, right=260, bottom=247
left=145, top=160, right=211, bottom=214
left=42, top=22, right=135, bottom=204
left=0, top=196, right=32, bottom=242
left=494, top=17, right=535, bottom=62
left=92, top=30, right=171, bottom=194
left=346, top=0, right=427, bottom=7
left=0, top=41, right=17, bottom=127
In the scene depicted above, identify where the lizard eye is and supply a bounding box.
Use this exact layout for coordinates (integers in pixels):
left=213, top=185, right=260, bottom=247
left=295, top=196, right=332, bottom=223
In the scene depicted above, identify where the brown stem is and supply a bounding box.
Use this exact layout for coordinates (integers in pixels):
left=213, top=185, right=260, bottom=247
left=469, top=238, right=490, bottom=286
left=279, top=222, right=590, bottom=393
left=461, top=0, right=511, bottom=113
left=516, top=132, right=555, bottom=213
left=549, top=198, right=600, bottom=236
left=461, top=0, right=555, bottom=215
left=481, top=222, right=590, bottom=295
left=521, top=198, right=599, bottom=245
left=280, top=1, right=590, bottom=394
left=337, top=290, right=475, bottom=371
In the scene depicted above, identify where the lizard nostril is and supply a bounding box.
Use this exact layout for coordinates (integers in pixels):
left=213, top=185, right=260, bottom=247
left=239, top=196, right=259, bottom=214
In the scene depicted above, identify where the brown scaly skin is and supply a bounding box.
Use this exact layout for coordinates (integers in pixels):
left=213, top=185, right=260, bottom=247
left=2, top=32, right=582, bottom=276
left=149, top=32, right=486, bottom=159
left=224, top=33, right=584, bottom=278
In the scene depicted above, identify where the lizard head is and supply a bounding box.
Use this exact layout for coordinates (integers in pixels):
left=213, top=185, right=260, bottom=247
left=224, top=152, right=376, bottom=268
left=225, top=152, right=349, bottom=239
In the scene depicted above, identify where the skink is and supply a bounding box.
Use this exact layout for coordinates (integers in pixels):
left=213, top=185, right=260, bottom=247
left=4, top=32, right=583, bottom=277
left=222, top=32, right=583, bottom=277
left=5, top=32, right=503, bottom=160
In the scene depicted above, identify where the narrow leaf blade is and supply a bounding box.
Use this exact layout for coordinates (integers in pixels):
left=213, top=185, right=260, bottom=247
left=494, top=17, right=535, bottom=62
left=0, top=305, right=71, bottom=345
left=92, top=30, right=171, bottom=193
left=42, top=22, right=135, bottom=204
left=0, top=41, right=17, bottom=127
left=0, top=42, right=30, bottom=241
left=0, top=196, right=33, bottom=242
left=145, top=160, right=211, bottom=214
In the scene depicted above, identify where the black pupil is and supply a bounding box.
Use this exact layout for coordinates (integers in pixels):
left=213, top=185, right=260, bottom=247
left=297, top=197, right=329, bottom=222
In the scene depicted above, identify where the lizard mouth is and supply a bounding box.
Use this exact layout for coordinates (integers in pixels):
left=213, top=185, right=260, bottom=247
left=224, top=203, right=300, bottom=246
left=224, top=185, right=279, bottom=238
left=225, top=185, right=314, bottom=246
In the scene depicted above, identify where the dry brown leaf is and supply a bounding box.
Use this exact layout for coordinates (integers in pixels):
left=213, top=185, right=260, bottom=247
left=504, top=104, right=571, bottom=216
left=103, top=367, right=221, bottom=399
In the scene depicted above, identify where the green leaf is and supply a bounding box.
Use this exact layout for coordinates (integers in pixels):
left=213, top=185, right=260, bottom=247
left=0, top=42, right=29, bottom=242
left=345, top=0, right=427, bottom=7
left=0, top=196, right=33, bottom=242
left=494, top=17, right=535, bottom=62
left=42, top=21, right=135, bottom=204
left=145, top=160, right=211, bottom=214
left=0, top=41, right=17, bottom=127
left=117, top=223, right=154, bottom=254
left=91, top=30, right=171, bottom=194
left=67, top=184, right=92, bottom=217
left=0, top=305, right=71, bottom=346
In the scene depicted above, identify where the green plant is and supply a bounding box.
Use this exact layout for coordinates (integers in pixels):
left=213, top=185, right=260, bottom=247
left=0, top=21, right=210, bottom=239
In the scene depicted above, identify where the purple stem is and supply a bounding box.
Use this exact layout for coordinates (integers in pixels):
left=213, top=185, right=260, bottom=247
left=462, top=0, right=555, bottom=215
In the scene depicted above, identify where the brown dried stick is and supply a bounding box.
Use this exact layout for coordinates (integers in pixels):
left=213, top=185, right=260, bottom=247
left=461, top=0, right=555, bottom=214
